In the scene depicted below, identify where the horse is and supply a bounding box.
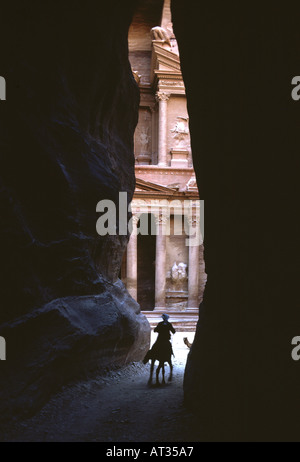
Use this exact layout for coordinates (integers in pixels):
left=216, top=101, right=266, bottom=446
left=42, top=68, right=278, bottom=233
left=143, top=338, right=173, bottom=385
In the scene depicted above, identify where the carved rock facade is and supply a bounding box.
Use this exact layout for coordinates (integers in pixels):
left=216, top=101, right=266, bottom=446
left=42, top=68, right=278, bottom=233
left=125, top=0, right=207, bottom=327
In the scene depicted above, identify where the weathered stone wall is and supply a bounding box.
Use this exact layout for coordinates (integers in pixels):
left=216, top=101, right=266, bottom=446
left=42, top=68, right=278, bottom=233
left=167, top=96, right=192, bottom=166
left=172, top=2, right=300, bottom=441
left=129, top=0, right=163, bottom=86
left=0, top=0, right=150, bottom=419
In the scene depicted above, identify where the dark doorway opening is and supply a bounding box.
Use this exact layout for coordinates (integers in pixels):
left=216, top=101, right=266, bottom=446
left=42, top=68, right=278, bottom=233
left=137, top=214, right=156, bottom=311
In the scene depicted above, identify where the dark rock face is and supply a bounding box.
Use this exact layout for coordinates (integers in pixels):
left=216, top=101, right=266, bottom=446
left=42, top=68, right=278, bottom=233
left=0, top=0, right=150, bottom=418
left=172, top=3, right=300, bottom=441
left=0, top=281, right=149, bottom=419
left=0, top=1, right=139, bottom=320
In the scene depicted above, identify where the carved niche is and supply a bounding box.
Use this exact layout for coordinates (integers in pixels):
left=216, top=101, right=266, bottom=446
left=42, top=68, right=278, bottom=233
left=134, top=108, right=153, bottom=165
left=171, top=117, right=190, bottom=148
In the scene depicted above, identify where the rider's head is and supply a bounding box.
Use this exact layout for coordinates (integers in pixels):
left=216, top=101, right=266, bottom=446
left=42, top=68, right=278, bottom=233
left=162, top=313, right=169, bottom=323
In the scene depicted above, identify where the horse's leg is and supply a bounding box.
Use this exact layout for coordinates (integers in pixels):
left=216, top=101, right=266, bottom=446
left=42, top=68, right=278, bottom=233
left=156, top=362, right=162, bottom=385
left=162, top=363, right=166, bottom=385
left=168, top=359, right=173, bottom=382
left=148, top=359, right=154, bottom=385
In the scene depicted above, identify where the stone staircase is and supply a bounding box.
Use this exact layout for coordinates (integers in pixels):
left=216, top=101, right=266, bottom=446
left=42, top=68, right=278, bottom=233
left=142, top=309, right=199, bottom=332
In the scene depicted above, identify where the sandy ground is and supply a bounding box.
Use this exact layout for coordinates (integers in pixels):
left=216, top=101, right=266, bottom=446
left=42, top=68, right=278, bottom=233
left=1, top=332, right=202, bottom=442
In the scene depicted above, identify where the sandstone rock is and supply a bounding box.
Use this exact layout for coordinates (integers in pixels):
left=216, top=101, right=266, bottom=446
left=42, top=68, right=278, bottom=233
left=0, top=280, right=149, bottom=420
left=172, top=2, right=300, bottom=442
left=0, top=0, right=150, bottom=420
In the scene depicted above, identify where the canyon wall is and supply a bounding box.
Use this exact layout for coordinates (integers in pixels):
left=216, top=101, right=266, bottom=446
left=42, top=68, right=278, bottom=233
left=172, top=2, right=300, bottom=441
left=0, top=0, right=150, bottom=420
left=1, top=0, right=299, bottom=440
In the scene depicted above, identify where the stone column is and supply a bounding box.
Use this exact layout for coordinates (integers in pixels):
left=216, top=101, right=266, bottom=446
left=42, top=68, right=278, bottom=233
left=188, top=216, right=200, bottom=309
left=150, top=105, right=157, bottom=164
left=155, top=213, right=168, bottom=309
left=156, top=91, right=170, bottom=167
left=127, top=215, right=139, bottom=301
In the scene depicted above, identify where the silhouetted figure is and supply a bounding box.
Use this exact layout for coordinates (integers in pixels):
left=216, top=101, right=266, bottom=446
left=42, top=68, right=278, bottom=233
left=143, top=314, right=175, bottom=385
left=183, top=337, right=193, bottom=349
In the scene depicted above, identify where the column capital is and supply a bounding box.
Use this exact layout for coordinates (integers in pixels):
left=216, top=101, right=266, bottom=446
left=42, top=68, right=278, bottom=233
left=156, top=91, right=171, bottom=102
left=155, top=213, right=169, bottom=226
left=188, top=215, right=200, bottom=227
left=131, top=214, right=140, bottom=226
left=129, top=214, right=140, bottom=236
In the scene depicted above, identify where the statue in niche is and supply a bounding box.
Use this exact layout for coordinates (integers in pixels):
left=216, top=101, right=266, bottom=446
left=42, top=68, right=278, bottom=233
left=178, top=262, right=188, bottom=282
left=171, top=262, right=179, bottom=282
left=140, top=127, right=150, bottom=152
left=136, top=126, right=151, bottom=165
left=171, top=262, right=188, bottom=290
left=171, top=117, right=190, bottom=148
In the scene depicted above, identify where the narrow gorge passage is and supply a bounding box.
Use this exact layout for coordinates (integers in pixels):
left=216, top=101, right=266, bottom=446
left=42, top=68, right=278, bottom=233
left=2, top=333, right=201, bottom=443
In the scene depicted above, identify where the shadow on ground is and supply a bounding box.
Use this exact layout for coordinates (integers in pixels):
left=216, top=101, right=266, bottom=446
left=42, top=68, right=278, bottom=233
left=1, top=332, right=203, bottom=442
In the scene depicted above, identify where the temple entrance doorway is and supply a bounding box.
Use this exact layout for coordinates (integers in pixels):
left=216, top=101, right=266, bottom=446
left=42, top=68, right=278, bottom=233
left=137, top=213, right=156, bottom=311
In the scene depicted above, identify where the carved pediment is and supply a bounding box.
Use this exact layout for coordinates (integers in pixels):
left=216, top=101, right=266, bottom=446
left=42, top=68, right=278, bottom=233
left=152, top=42, right=181, bottom=73
left=135, top=178, right=178, bottom=193
left=152, top=42, right=181, bottom=71
left=151, top=42, right=183, bottom=86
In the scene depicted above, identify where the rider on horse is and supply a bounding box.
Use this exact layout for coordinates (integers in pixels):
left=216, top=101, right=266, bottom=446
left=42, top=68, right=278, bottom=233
left=152, top=313, right=176, bottom=358
left=143, top=314, right=176, bottom=384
